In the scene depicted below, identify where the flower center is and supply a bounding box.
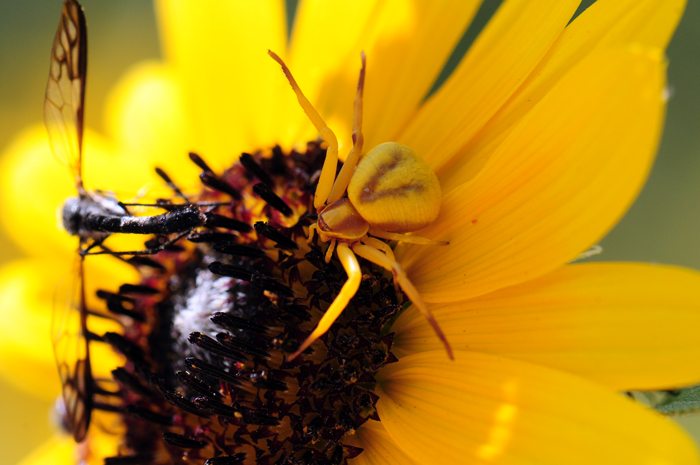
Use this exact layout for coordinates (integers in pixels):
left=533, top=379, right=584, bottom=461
left=100, top=144, right=404, bottom=465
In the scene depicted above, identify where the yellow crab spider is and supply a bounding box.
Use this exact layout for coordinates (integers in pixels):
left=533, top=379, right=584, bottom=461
left=269, top=51, right=452, bottom=361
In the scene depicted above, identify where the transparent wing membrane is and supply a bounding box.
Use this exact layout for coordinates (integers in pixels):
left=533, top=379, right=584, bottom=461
left=44, top=0, right=87, bottom=191
left=52, top=256, right=92, bottom=442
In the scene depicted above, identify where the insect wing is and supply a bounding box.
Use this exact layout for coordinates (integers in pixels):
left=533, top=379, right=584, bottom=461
left=44, top=0, right=87, bottom=191
left=52, top=257, right=92, bottom=442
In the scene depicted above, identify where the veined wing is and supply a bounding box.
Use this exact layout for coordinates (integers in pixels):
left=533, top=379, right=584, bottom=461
left=44, top=0, right=87, bottom=192
left=52, top=256, right=93, bottom=442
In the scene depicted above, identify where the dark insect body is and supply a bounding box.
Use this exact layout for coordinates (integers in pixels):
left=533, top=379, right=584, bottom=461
left=62, top=195, right=208, bottom=246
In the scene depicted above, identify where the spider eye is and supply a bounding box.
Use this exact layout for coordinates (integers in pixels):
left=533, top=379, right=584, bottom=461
left=348, top=142, right=441, bottom=232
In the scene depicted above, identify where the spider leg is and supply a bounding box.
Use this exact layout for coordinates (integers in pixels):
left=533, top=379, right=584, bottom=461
left=328, top=52, right=366, bottom=204
left=368, top=227, right=449, bottom=246
left=268, top=50, right=339, bottom=210
left=360, top=236, right=399, bottom=291
left=352, top=242, right=453, bottom=360
left=325, top=238, right=337, bottom=264
left=307, top=223, right=318, bottom=243
left=288, top=242, right=361, bottom=361
left=360, top=235, right=395, bottom=262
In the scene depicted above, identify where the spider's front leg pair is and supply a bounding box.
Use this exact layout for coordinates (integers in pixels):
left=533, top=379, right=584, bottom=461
left=269, top=51, right=451, bottom=361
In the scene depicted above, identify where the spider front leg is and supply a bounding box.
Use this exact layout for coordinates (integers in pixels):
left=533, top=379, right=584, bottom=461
left=351, top=242, right=454, bottom=360
left=288, top=242, right=362, bottom=361
left=327, top=52, right=366, bottom=205
left=268, top=51, right=339, bottom=210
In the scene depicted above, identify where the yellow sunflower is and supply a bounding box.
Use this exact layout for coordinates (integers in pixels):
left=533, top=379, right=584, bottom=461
left=2, top=0, right=700, bottom=464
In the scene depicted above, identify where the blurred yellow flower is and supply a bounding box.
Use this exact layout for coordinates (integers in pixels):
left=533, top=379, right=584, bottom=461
left=2, top=0, right=700, bottom=464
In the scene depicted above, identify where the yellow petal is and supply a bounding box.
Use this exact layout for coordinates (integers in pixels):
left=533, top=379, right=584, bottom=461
left=17, top=429, right=120, bottom=465
left=284, top=0, right=482, bottom=154
left=394, top=263, right=700, bottom=391
left=399, top=46, right=665, bottom=303
left=279, top=0, right=379, bottom=150
left=0, top=125, right=74, bottom=257
left=376, top=351, right=700, bottom=465
left=105, top=61, right=200, bottom=183
left=0, top=260, right=62, bottom=399
left=0, top=259, right=133, bottom=400
left=397, top=0, right=580, bottom=175
left=155, top=0, right=287, bottom=164
left=439, top=0, right=686, bottom=191
left=345, top=420, right=421, bottom=465
left=17, top=437, right=74, bottom=465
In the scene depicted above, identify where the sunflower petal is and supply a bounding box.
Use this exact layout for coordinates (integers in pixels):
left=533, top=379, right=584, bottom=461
left=400, top=46, right=665, bottom=303
left=0, top=125, right=75, bottom=257
left=285, top=0, right=482, bottom=154
left=16, top=438, right=74, bottom=465
left=155, top=0, right=287, bottom=162
left=344, top=420, right=421, bottom=465
left=439, top=0, right=686, bottom=191
left=397, top=0, right=580, bottom=175
left=0, top=260, right=62, bottom=399
left=105, top=61, right=200, bottom=181
left=394, top=263, right=700, bottom=391
left=376, top=351, right=700, bottom=465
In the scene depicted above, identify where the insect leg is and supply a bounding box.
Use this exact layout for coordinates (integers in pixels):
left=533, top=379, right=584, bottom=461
left=116, top=201, right=131, bottom=215
left=80, top=237, right=108, bottom=256
left=268, top=50, right=339, bottom=211
left=328, top=52, right=366, bottom=204
left=288, top=242, right=361, bottom=361
left=84, top=230, right=191, bottom=256
left=351, top=243, right=453, bottom=360
left=118, top=201, right=229, bottom=209
left=368, top=227, right=449, bottom=246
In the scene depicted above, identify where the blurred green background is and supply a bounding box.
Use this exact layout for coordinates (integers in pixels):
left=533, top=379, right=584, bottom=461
left=0, top=1, right=698, bottom=463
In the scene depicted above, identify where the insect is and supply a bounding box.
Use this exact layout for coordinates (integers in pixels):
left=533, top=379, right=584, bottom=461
left=268, top=51, right=453, bottom=361
left=45, top=0, right=215, bottom=259
left=44, top=0, right=215, bottom=441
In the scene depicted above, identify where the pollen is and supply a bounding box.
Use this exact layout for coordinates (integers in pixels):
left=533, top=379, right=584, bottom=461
left=97, top=145, right=406, bottom=465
